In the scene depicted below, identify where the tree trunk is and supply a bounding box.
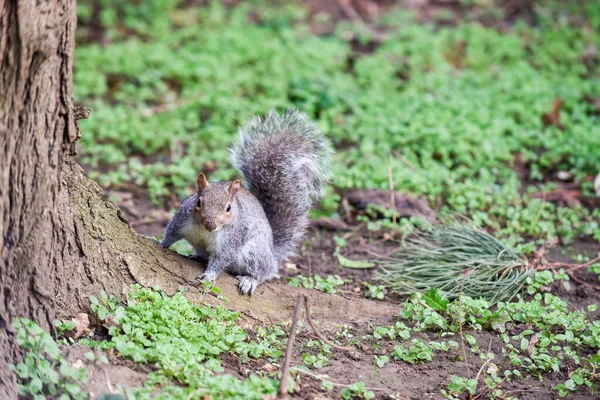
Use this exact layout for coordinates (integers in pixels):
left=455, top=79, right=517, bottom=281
left=0, top=1, right=396, bottom=398
left=0, top=0, right=77, bottom=397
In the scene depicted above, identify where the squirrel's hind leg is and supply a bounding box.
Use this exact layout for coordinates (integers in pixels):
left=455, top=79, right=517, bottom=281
left=234, top=253, right=278, bottom=295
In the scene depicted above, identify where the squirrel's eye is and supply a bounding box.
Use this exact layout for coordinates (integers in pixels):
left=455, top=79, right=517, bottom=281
left=226, top=204, right=231, bottom=213
left=196, top=199, right=202, bottom=209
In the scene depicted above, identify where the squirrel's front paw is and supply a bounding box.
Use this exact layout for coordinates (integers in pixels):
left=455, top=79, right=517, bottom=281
left=197, top=271, right=217, bottom=283
left=236, top=276, right=258, bottom=296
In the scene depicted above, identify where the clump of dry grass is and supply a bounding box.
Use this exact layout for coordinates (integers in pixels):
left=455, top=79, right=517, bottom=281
left=374, top=225, right=534, bottom=303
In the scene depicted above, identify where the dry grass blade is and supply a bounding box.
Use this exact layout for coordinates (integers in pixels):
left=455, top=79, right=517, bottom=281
left=374, top=225, right=533, bottom=303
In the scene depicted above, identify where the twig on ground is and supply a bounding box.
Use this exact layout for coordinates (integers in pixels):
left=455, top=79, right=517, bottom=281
left=340, top=197, right=354, bottom=224
left=472, top=339, right=495, bottom=400
left=304, top=296, right=354, bottom=352
left=539, top=252, right=600, bottom=272
left=103, top=369, right=114, bottom=393
left=290, top=367, right=388, bottom=391
left=278, top=295, right=304, bottom=399
left=473, top=359, right=492, bottom=398
left=566, top=271, right=600, bottom=291
left=387, top=156, right=397, bottom=224
left=365, top=249, right=399, bottom=261
left=529, top=237, right=559, bottom=270
left=458, top=269, right=471, bottom=379
left=391, top=150, right=416, bottom=171
left=336, top=0, right=365, bottom=23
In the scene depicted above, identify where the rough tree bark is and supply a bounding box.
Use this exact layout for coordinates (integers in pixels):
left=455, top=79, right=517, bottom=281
left=0, top=1, right=397, bottom=398
left=1, top=0, right=77, bottom=397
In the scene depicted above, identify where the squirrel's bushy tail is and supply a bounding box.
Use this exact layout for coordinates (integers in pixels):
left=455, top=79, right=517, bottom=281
left=230, top=110, right=333, bottom=263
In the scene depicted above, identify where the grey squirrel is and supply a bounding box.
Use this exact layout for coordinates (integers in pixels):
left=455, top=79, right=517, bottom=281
left=160, top=110, right=333, bottom=295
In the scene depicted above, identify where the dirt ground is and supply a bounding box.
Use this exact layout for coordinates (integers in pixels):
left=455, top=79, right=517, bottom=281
left=71, top=1, right=600, bottom=398
left=76, top=177, right=600, bottom=399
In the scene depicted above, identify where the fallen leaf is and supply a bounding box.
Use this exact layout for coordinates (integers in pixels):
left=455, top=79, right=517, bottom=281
left=527, top=335, right=539, bottom=356
left=337, top=254, right=374, bottom=269
left=103, top=314, right=120, bottom=330
left=261, top=363, right=276, bottom=373
left=556, top=171, right=573, bottom=181
left=541, top=98, right=563, bottom=129
left=285, top=263, right=298, bottom=271
left=72, top=313, right=91, bottom=339
left=487, top=363, right=499, bottom=375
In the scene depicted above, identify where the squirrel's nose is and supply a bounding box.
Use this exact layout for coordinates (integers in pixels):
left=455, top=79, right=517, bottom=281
left=205, top=221, right=216, bottom=232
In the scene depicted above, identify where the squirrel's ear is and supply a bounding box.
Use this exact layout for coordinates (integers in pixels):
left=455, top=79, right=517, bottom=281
left=228, top=180, right=241, bottom=199
left=197, top=173, right=209, bottom=191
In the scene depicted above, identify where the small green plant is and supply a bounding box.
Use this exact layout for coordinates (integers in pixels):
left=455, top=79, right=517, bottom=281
left=302, top=339, right=332, bottom=369
left=374, top=355, right=389, bottom=368
left=526, top=269, right=570, bottom=294
left=340, top=381, right=375, bottom=400
left=363, top=282, right=386, bottom=300
left=373, top=322, right=411, bottom=341
left=86, top=285, right=281, bottom=399
left=287, top=274, right=345, bottom=294
left=54, top=319, right=76, bottom=336
left=392, top=338, right=434, bottom=364
left=441, top=375, right=478, bottom=399
left=10, top=318, right=87, bottom=400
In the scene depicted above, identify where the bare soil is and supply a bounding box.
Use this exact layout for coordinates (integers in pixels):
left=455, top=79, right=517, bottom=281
left=78, top=181, right=600, bottom=400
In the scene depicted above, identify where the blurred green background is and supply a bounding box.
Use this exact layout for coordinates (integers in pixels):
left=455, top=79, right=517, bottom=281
left=74, top=0, right=600, bottom=250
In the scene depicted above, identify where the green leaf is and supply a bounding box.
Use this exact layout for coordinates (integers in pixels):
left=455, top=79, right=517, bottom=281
left=65, top=383, right=82, bottom=396
left=29, top=377, right=43, bottom=393
left=337, top=254, right=374, bottom=269
left=564, top=379, right=576, bottom=391
left=520, top=338, right=529, bottom=351
left=40, top=334, right=60, bottom=359
left=422, top=288, right=449, bottom=312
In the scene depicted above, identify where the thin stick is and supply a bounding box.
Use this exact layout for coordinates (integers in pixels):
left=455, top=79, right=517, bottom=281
left=308, top=252, right=312, bottom=279
left=278, top=296, right=304, bottom=398
left=529, top=237, right=559, bottom=270
left=472, top=338, right=494, bottom=400
left=290, top=367, right=388, bottom=391
left=304, top=296, right=354, bottom=352
left=567, top=271, right=600, bottom=291
left=391, top=150, right=416, bottom=171
left=457, top=269, right=471, bottom=378
left=336, top=0, right=365, bottom=23
left=387, top=156, right=397, bottom=224
left=539, top=253, right=600, bottom=272
left=103, top=369, right=114, bottom=393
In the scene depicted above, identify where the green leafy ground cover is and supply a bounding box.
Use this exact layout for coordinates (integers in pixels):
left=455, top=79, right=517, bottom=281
left=17, top=0, right=597, bottom=399
left=13, top=280, right=600, bottom=399
left=74, top=0, right=600, bottom=248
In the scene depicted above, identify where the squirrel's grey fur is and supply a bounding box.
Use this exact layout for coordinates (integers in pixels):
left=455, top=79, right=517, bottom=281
left=160, top=110, right=332, bottom=295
